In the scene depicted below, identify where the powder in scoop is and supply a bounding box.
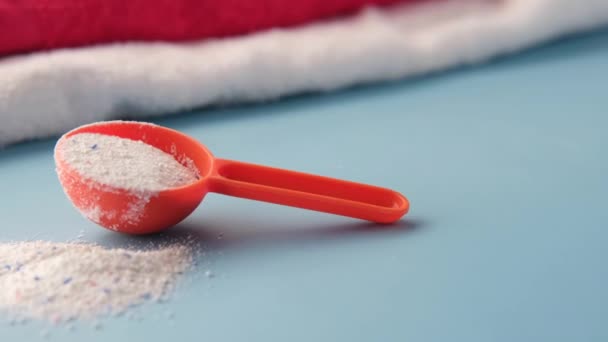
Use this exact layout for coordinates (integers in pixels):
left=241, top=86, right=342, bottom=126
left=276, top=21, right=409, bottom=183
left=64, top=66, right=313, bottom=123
left=59, top=133, right=198, bottom=192
left=0, top=241, right=192, bottom=322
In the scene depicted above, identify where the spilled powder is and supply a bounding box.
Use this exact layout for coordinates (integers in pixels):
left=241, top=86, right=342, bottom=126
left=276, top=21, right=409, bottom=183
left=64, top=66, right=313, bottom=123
left=59, top=133, right=198, bottom=192
left=0, top=241, right=192, bottom=323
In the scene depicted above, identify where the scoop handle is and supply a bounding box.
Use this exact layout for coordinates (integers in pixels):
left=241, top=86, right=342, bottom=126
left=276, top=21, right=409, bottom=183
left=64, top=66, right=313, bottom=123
left=208, top=159, right=409, bottom=223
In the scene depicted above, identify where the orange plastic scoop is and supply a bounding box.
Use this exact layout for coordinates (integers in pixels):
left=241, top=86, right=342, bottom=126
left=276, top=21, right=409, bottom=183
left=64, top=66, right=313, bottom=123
left=54, top=121, right=409, bottom=234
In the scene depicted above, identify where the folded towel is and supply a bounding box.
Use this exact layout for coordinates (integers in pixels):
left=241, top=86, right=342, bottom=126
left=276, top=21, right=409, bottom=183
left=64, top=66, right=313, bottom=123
left=1, top=0, right=608, bottom=146
left=0, top=0, right=406, bottom=56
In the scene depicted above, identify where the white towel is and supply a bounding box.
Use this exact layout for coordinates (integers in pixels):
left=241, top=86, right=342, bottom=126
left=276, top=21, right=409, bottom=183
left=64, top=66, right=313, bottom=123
left=1, top=0, right=607, bottom=146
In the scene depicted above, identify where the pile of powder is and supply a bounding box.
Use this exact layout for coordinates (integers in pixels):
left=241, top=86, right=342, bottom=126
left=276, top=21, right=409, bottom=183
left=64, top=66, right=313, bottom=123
left=0, top=241, right=192, bottom=323
left=59, top=133, right=199, bottom=192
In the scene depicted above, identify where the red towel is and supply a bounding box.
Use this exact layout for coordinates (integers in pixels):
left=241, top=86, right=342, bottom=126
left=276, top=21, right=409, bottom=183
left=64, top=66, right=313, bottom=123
left=0, top=0, right=411, bottom=56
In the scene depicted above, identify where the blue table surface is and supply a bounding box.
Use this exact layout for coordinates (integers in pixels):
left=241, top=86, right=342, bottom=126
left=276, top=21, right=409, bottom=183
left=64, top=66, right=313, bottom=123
left=1, top=28, right=608, bottom=341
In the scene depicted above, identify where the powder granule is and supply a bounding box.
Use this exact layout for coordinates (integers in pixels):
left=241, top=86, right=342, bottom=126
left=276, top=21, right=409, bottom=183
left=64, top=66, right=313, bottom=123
left=0, top=241, right=192, bottom=322
left=58, top=133, right=198, bottom=193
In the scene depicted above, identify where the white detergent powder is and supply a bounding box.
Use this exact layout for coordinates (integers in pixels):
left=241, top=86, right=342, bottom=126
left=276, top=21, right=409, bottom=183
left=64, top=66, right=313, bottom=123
left=57, top=132, right=199, bottom=227
left=60, top=133, right=199, bottom=192
left=0, top=241, right=193, bottom=323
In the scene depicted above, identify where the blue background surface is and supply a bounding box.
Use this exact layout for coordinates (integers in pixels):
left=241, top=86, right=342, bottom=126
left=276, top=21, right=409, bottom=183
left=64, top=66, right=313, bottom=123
left=1, top=28, right=608, bottom=341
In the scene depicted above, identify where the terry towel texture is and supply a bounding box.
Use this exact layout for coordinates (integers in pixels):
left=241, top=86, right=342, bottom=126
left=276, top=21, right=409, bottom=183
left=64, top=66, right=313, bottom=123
left=1, top=0, right=608, bottom=146
left=0, top=0, right=406, bottom=56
